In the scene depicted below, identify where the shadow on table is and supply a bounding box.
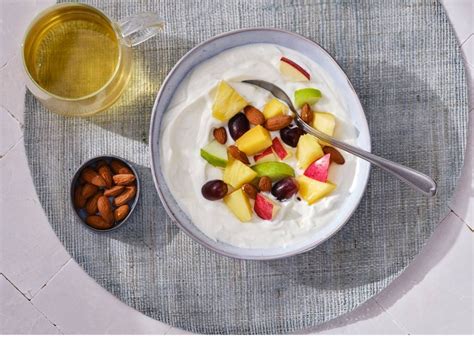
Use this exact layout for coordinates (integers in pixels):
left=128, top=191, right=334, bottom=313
left=298, top=212, right=464, bottom=334
left=105, top=162, right=180, bottom=252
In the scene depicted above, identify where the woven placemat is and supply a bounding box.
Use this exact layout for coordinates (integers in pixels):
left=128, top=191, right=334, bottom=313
left=24, top=0, right=468, bottom=334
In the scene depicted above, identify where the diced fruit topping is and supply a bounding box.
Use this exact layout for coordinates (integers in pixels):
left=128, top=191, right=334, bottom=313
left=297, top=175, right=336, bottom=205
left=271, top=177, right=299, bottom=201
left=300, top=103, right=314, bottom=124
left=242, top=183, right=258, bottom=199
left=224, top=189, right=253, bottom=222
left=254, top=193, right=280, bottom=221
left=254, top=146, right=277, bottom=163
left=280, top=126, right=305, bottom=147
left=201, top=180, right=228, bottom=201
left=262, top=98, right=289, bottom=119
left=304, top=153, right=331, bottom=182
left=243, top=105, right=265, bottom=125
left=200, top=80, right=343, bottom=223
left=228, top=112, right=250, bottom=140
left=279, top=57, right=310, bottom=82
left=223, top=159, right=258, bottom=189
left=227, top=145, right=250, bottom=164
left=313, top=112, right=336, bottom=137
left=200, top=140, right=228, bottom=168
left=212, top=81, right=248, bottom=121
left=264, top=115, right=293, bottom=131
left=296, top=134, right=324, bottom=169
left=271, top=137, right=290, bottom=160
left=251, top=161, right=295, bottom=181
left=323, top=146, right=345, bottom=165
left=294, top=88, right=321, bottom=108
left=258, top=176, right=272, bottom=192
left=235, top=125, right=272, bottom=156
left=213, top=127, right=227, bottom=144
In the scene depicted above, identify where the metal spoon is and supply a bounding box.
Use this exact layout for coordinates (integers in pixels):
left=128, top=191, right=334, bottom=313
left=242, top=79, right=437, bottom=197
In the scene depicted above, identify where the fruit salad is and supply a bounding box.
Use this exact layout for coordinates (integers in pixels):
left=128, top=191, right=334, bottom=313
left=160, top=44, right=358, bottom=249
left=200, top=78, right=344, bottom=222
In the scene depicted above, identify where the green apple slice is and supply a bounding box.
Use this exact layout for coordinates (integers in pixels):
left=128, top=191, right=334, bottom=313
left=251, top=161, right=295, bottom=181
left=294, top=88, right=322, bottom=108
left=200, top=140, right=228, bottom=168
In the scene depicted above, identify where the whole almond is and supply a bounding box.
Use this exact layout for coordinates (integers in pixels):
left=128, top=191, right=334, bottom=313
left=114, top=205, right=130, bottom=222
left=300, top=103, right=314, bottom=124
left=104, top=185, right=125, bottom=197
left=264, top=115, right=293, bottom=131
left=242, top=183, right=258, bottom=199
left=85, top=215, right=112, bottom=230
left=113, top=174, right=136, bottom=186
left=213, top=127, right=227, bottom=144
left=97, top=196, right=114, bottom=225
left=74, top=186, right=87, bottom=208
left=98, top=165, right=113, bottom=188
left=227, top=145, right=250, bottom=164
left=110, top=160, right=132, bottom=174
left=81, top=183, right=98, bottom=199
left=323, top=146, right=345, bottom=165
left=258, top=176, right=272, bottom=192
left=81, top=167, right=107, bottom=187
left=85, top=192, right=102, bottom=215
left=244, top=105, right=265, bottom=125
left=114, top=185, right=137, bottom=207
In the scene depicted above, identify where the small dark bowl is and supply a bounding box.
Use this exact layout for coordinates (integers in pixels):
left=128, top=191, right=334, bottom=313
left=70, top=155, right=140, bottom=232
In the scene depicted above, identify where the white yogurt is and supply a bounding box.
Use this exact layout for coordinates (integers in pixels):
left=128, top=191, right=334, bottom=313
left=160, top=43, right=358, bottom=249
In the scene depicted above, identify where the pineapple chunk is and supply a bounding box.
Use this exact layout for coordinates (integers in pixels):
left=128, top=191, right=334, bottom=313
left=296, top=134, right=324, bottom=169
left=235, top=125, right=272, bottom=156
left=212, top=81, right=248, bottom=121
left=313, top=112, right=336, bottom=145
left=297, top=175, right=336, bottom=205
left=262, top=98, right=288, bottom=119
left=224, top=189, right=253, bottom=222
left=223, top=159, right=258, bottom=189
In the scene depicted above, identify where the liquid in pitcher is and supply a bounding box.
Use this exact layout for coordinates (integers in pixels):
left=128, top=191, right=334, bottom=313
left=23, top=6, right=120, bottom=99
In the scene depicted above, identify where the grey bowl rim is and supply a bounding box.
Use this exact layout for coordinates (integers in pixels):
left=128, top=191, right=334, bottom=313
left=149, top=27, right=371, bottom=260
left=69, top=155, right=141, bottom=233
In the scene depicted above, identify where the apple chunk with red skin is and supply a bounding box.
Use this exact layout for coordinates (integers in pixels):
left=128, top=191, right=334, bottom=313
left=304, top=153, right=331, bottom=182
left=272, top=137, right=290, bottom=160
left=279, top=57, right=310, bottom=82
left=254, top=146, right=277, bottom=163
left=254, top=193, right=280, bottom=221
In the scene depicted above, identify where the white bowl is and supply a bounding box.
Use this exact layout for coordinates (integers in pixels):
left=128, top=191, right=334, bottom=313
left=149, top=28, right=371, bottom=260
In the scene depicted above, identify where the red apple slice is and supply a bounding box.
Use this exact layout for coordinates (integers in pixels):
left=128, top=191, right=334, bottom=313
left=279, top=57, right=310, bottom=82
left=304, top=153, right=331, bottom=182
left=272, top=137, right=290, bottom=160
left=254, top=146, right=277, bottom=163
left=254, top=193, right=280, bottom=221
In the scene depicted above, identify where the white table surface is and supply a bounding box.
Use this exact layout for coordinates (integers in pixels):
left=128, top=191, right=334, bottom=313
left=0, top=0, right=472, bottom=335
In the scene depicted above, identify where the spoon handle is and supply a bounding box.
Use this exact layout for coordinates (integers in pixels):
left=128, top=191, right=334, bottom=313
left=295, top=118, right=437, bottom=197
left=242, top=79, right=437, bottom=197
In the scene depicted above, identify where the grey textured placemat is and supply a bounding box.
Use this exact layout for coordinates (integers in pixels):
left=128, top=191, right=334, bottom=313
left=24, top=0, right=468, bottom=334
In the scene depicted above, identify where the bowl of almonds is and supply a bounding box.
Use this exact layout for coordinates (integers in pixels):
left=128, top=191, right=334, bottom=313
left=70, top=156, right=140, bottom=231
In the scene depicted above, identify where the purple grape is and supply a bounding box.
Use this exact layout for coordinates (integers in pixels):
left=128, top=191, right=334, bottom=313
left=228, top=113, right=250, bottom=140
left=280, top=126, right=305, bottom=147
left=201, top=180, right=228, bottom=200
left=271, top=177, right=299, bottom=201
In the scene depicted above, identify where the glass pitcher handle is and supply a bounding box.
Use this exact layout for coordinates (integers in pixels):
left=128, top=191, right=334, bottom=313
left=117, top=12, right=165, bottom=47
